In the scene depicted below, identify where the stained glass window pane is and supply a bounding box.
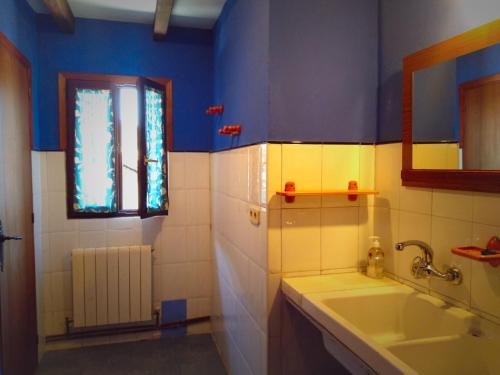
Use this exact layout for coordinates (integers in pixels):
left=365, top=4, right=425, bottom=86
left=119, top=87, right=139, bottom=210
left=145, top=87, right=168, bottom=212
left=73, top=89, right=116, bottom=212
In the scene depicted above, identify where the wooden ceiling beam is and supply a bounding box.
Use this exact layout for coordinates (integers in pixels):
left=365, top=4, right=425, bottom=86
left=153, top=0, right=174, bottom=41
left=43, top=0, right=75, bottom=33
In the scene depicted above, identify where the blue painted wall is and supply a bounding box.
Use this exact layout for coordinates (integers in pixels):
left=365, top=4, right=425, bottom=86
left=212, top=0, right=269, bottom=151
left=0, top=0, right=39, bottom=146
left=457, top=43, right=500, bottom=85
left=269, top=0, right=378, bottom=143
left=37, top=15, right=213, bottom=151
left=413, top=59, right=457, bottom=142
left=213, top=0, right=378, bottom=150
left=378, top=0, right=500, bottom=142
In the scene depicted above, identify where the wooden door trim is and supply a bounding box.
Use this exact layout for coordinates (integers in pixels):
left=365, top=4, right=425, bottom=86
left=0, top=33, right=38, bottom=374
left=0, top=33, right=33, bottom=150
left=458, top=73, right=500, bottom=160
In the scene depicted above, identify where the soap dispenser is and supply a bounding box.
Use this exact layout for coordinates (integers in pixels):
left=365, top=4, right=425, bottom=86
left=367, top=236, right=384, bottom=279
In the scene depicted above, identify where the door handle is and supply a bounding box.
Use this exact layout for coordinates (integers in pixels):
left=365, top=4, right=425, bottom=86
left=0, top=235, right=22, bottom=243
left=0, top=220, right=22, bottom=272
left=144, top=156, right=158, bottom=165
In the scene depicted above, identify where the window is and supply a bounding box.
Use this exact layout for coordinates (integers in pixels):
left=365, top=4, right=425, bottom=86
left=60, top=73, right=173, bottom=219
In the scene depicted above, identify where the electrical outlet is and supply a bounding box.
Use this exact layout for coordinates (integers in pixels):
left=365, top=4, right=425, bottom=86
left=249, top=206, right=260, bottom=225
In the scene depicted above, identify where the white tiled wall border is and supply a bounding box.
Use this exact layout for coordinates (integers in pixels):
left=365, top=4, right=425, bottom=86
left=31, top=151, right=213, bottom=346
left=374, top=143, right=500, bottom=324
left=210, top=144, right=268, bottom=375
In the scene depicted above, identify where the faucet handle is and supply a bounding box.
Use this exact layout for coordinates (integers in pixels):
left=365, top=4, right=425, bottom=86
left=411, top=256, right=428, bottom=279
left=443, top=264, right=463, bottom=285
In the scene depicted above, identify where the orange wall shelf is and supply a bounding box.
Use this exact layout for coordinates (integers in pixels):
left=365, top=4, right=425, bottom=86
left=277, top=181, right=378, bottom=203
left=276, top=190, right=379, bottom=197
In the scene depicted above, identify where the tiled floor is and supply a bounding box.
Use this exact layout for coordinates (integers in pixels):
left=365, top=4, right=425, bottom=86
left=36, top=334, right=227, bottom=375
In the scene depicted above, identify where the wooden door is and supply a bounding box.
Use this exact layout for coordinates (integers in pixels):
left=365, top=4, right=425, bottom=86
left=460, top=74, right=500, bottom=170
left=0, top=35, right=38, bottom=375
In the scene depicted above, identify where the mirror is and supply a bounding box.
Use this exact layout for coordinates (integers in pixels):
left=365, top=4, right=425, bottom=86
left=402, top=20, right=500, bottom=193
left=412, top=43, right=500, bottom=170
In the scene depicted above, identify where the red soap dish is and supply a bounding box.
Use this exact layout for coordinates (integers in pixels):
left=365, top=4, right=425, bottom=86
left=451, top=246, right=500, bottom=267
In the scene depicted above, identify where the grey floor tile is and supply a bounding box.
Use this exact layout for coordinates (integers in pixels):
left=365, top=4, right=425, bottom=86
left=36, top=334, right=226, bottom=375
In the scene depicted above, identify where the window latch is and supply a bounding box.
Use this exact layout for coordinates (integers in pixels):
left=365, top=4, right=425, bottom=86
left=144, top=156, right=158, bottom=165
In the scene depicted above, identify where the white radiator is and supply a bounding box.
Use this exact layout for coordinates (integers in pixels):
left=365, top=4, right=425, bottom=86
left=72, top=246, right=152, bottom=328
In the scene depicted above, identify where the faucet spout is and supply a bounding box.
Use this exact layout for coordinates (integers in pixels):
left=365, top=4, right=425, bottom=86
left=394, top=240, right=462, bottom=285
left=395, top=240, right=434, bottom=263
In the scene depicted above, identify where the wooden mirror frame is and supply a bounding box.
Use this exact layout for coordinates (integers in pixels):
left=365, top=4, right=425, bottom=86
left=402, top=19, right=500, bottom=193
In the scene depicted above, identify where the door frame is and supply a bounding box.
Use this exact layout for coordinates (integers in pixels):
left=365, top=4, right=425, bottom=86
left=0, top=34, right=33, bottom=148
left=0, top=32, right=36, bottom=372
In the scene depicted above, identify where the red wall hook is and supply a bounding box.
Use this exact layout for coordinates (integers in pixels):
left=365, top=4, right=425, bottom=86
left=218, top=125, right=242, bottom=136
left=206, top=105, right=224, bottom=115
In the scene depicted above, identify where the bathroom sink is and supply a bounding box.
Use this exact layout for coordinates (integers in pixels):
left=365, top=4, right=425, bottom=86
left=310, top=285, right=472, bottom=345
left=386, top=335, right=500, bottom=375
left=282, top=273, right=500, bottom=375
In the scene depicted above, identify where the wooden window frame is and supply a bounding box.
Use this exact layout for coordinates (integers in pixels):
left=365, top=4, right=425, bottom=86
left=60, top=72, right=173, bottom=219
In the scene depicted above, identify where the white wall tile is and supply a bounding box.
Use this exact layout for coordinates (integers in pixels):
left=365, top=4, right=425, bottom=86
left=473, top=193, right=500, bottom=227
left=106, top=229, right=142, bottom=247
left=470, top=261, right=500, bottom=320
left=78, top=219, right=108, bottom=232
left=281, top=144, right=322, bottom=208
left=241, top=207, right=268, bottom=270
left=248, top=145, right=263, bottom=206
left=282, top=209, right=321, bottom=273
left=188, top=261, right=212, bottom=299
left=46, top=152, right=66, bottom=193
left=168, top=152, right=185, bottom=190
left=48, top=232, right=78, bottom=272
left=397, top=211, right=432, bottom=289
left=50, top=271, right=72, bottom=311
left=78, top=230, right=106, bottom=249
left=187, top=297, right=211, bottom=319
left=185, top=153, right=210, bottom=190
left=373, top=207, right=399, bottom=275
left=268, top=209, right=282, bottom=274
left=186, top=225, right=211, bottom=261
left=228, top=148, right=249, bottom=200
left=266, top=143, right=282, bottom=209
left=433, top=190, right=474, bottom=221
left=321, top=207, right=359, bottom=270
left=429, top=216, right=472, bottom=306
left=162, top=190, right=187, bottom=226
left=107, top=217, right=141, bottom=231
left=322, top=145, right=360, bottom=190
left=359, top=145, right=375, bottom=192
left=186, top=189, right=210, bottom=225
left=375, top=143, right=401, bottom=209
left=400, top=187, right=432, bottom=215
left=245, top=260, right=267, bottom=332
left=48, top=192, right=78, bottom=233
left=159, top=226, right=187, bottom=264
left=158, top=263, right=190, bottom=301
left=358, top=206, right=374, bottom=269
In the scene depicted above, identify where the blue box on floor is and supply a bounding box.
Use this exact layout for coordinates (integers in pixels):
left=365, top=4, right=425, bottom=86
left=161, top=299, right=187, bottom=338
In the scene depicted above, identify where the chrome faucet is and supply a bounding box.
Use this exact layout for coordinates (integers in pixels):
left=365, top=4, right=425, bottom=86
left=395, top=240, right=462, bottom=285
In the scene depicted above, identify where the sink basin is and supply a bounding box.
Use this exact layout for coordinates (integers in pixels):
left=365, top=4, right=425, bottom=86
left=316, top=285, right=472, bottom=345
left=283, top=273, right=500, bottom=375
left=386, top=335, right=500, bottom=375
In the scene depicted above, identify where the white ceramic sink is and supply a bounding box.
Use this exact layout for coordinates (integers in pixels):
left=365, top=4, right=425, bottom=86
left=283, top=273, right=500, bottom=375
left=314, top=285, right=472, bottom=345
